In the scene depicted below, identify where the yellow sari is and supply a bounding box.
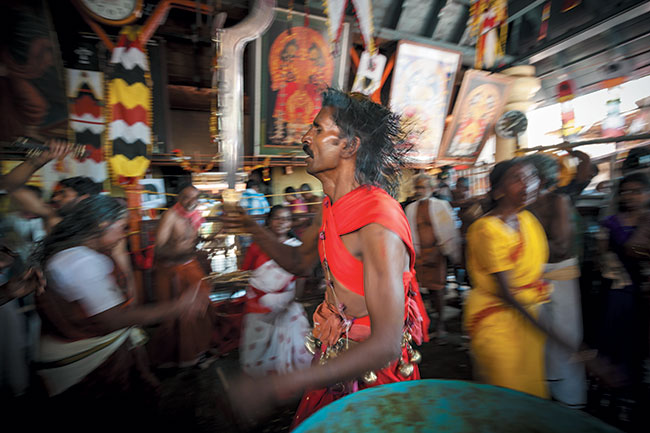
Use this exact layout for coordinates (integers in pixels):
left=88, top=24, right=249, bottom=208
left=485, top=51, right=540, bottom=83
left=463, top=210, right=550, bottom=398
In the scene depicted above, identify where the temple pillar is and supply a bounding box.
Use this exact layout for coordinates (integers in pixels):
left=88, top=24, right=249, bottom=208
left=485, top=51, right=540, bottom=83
left=494, top=65, right=541, bottom=162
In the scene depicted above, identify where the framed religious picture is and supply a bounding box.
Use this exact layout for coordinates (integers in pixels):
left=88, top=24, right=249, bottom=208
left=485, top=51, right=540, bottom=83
left=437, top=69, right=513, bottom=165
left=138, top=178, right=166, bottom=211
left=253, top=8, right=350, bottom=156
left=389, top=40, right=461, bottom=164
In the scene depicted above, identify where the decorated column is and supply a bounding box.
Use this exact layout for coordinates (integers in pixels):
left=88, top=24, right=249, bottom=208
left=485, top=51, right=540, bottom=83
left=105, top=26, right=154, bottom=300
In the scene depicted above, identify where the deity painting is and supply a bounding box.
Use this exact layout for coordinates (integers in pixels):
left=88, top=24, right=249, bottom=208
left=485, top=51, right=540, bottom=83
left=438, top=69, right=512, bottom=165
left=389, top=41, right=461, bottom=164
left=268, top=26, right=334, bottom=146
left=255, top=9, right=349, bottom=156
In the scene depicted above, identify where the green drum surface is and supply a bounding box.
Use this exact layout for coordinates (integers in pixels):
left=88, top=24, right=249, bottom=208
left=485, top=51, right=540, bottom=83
left=294, top=379, right=621, bottom=433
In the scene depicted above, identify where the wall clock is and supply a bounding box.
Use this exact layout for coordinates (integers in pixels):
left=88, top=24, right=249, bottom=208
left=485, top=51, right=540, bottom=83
left=74, top=0, right=143, bottom=26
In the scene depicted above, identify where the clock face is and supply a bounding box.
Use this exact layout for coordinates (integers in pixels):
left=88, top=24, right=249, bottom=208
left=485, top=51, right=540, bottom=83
left=80, top=0, right=139, bottom=22
left=495, top=110, right=528, bottom=139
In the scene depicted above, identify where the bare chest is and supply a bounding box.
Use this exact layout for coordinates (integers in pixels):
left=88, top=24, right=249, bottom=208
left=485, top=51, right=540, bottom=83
left=322, top=231, right=367, bottom=317
left=170, top=215, right=197, bottom=240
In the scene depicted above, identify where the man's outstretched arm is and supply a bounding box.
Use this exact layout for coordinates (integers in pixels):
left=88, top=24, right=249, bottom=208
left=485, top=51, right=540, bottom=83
left=237, top=206, right=322, bottom=276
left=289, top=223, right=406, bottom=388
left=0, top=140, right=71, bottom=192
left=227, top=223, right=408, bottom=423
left=9, top=187, right=61, bottom=233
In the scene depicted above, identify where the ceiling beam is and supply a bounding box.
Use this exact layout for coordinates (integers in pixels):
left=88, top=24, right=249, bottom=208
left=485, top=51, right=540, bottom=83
left=504, top=0, right=547, bottom=25
left=377, top=27, right=466, bottom=65
left=376, top=26, right=514, bottom=66
left=514, top=1, right=650, bottom=66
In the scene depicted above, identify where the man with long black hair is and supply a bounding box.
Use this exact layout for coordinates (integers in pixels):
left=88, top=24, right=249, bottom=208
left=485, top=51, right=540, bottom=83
left=224, top=89, right=429, bottom=428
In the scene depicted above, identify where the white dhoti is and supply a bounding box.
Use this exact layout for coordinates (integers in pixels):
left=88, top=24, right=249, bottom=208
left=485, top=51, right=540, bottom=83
left=540, top=257, right=587, bottom=408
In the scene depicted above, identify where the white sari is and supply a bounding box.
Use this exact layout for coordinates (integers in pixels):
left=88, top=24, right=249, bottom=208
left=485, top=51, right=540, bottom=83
left=240, top=238, right=312, bottom=376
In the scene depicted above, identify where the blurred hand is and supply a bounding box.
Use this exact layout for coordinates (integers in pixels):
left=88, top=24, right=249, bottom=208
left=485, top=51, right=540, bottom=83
left=569, top=343, right=627, bottom=389
left=32, top=139, right=73, bottom=167
left=177, top=283, right=210, bottom=318
left=226, top=373, right=301, bottom=428
left=584, top=355, right=628, bottom=389
left=4, top=268, right=46, bottom=300
left=219, top=205, right=256, bottom=232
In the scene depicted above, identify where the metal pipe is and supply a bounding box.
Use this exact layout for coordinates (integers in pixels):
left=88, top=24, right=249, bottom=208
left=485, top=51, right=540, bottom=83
left=217, top=0, right=275, bottom=188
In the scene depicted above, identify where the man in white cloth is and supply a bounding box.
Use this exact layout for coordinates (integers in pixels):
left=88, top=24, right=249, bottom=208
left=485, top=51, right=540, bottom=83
left=405, top=173, right=461, bottom=340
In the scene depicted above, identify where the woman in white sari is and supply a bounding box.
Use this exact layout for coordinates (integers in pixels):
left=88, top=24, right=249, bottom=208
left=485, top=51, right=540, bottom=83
left=239, top=205, right=312, bottom=376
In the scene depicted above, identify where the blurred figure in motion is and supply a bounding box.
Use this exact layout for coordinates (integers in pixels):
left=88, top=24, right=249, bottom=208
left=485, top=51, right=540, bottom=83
left=595, top=172, right=650, bottom=427
left=464, top=159, right=559, bottom=398
left=239, top=205, right=311, bottom=376
left=525, top=153, right=587, bottom=409
left=31, top=195, right=208, bottom=430
left=405, top=173, right=460, bottom=341
left=149, top=184, right=216, bottom=369
left=223, top=89, right=429, bottom=429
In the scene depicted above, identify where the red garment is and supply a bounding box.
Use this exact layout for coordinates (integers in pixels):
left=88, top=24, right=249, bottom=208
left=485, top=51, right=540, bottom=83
left=287, top=197, right=309, bottom=214
left=241, top=242, right=269, bottom=271
left=148, top=259, right=215, bottom=366
left=171, top=202, right=205, bottom=231
left=292, top=186, right=429, bottom=429
left=317, top=186, right=429, bottom=336
left=240, top=242, right=296, bottom=314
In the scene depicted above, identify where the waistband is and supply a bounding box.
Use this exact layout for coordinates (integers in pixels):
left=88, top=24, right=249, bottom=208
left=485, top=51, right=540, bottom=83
left=544, top=257, right=580, bottom=281
left=304, top=329, right=421, bottom=386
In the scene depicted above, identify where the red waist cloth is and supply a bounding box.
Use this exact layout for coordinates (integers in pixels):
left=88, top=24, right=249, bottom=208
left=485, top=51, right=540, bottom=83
left=467, top=279, right=552, bottom=337
left=291, top=344, right=420, bottom=429
left=292, top=293, right=422, bottom=430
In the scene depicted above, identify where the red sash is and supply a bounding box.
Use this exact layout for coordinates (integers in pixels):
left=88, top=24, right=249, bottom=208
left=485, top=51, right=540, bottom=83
left=318, top=186, right=429, bottom=343
left=172, top=202, right=205, bottom=230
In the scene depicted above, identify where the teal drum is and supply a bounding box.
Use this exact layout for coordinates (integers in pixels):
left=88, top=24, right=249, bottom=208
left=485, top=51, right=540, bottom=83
left=293, top=379, right=621, bottom=433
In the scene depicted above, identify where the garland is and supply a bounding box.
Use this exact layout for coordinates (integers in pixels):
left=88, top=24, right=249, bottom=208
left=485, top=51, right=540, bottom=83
left=172, top=149, right=220, bottom=173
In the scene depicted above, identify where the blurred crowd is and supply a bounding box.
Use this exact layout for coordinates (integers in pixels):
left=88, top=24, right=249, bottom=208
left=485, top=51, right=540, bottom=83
left=1, top=139, right=649, bottom=432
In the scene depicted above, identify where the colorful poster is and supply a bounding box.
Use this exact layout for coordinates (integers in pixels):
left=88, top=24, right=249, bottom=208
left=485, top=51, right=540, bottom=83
left=438, top=69, right=512, bottom=165
left=254, top=8, right=350, bottom=156
left=389, top=41, right=461, bottom=164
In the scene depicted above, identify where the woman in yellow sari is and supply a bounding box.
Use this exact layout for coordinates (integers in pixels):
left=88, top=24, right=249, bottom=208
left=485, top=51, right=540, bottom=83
left=464, top=159, right=562, bottom=398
